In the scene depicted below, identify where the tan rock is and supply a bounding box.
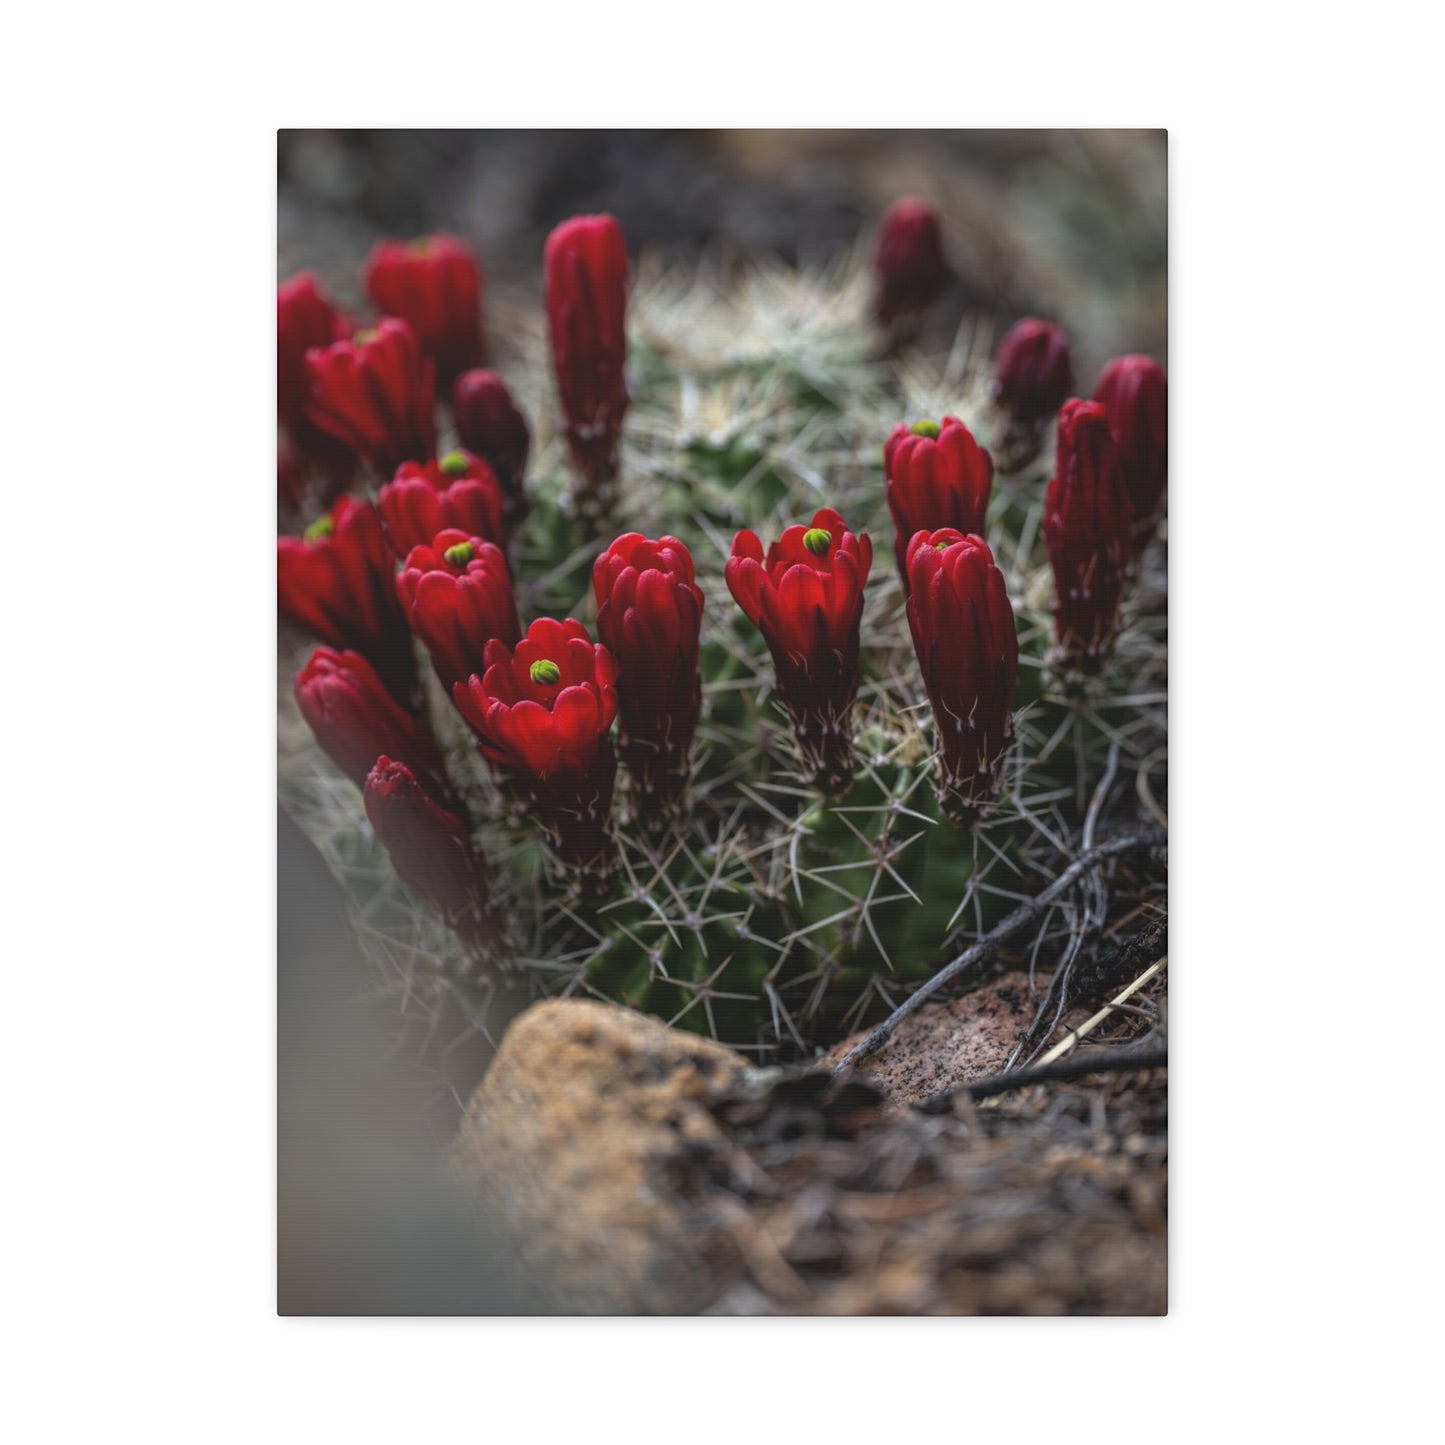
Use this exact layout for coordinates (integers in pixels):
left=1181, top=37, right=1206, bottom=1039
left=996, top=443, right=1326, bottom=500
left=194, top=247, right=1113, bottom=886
left=449, top=999, right=748, bottom=1314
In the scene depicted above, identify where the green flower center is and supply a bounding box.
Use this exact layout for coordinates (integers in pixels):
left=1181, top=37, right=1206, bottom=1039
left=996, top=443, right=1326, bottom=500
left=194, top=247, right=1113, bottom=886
left=303, top=515, right=334, bottom=544
left=530, top=659, right=561, bottom=686
left=803, top=528, right=832, bottom=557
left=910, top=419, right=941, bottom=439
left=443, top=541, right=474, bottom=568
left=439, top=451, right=469, bottom=478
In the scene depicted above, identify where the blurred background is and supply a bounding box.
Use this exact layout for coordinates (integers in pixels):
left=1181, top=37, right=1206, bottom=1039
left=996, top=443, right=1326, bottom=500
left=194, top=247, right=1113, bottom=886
left=277, top=129, right=1167, bottom=1313
left=279, top=129, right=1166, bottom=378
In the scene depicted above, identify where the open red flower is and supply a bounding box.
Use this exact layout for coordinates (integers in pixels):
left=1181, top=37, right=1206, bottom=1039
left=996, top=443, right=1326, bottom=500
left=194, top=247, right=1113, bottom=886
left=363, top=234, right=486, bottom=387
left=304, top=317, right=437, bottom=477
left=452, top=369, right=530, bottom=504
left=364, top=757, right=500, bottom=965
left=593, top=534, right=704, bottom=815
left=277, top=272, right=358, bottom=498
left=993, top=317, right=1074, bottom=427
left=725, top=507, right=872, bottom=794
left=545, top=214, right=629, bottom=514
left=294, top=648, right=452, bottom=808
left=1092, top=354, right=1168, bottom=550
left=453, top=617, right=619, bottom=883
left=377, top=449, right=508, bottom=560
left=884, top=417, right=994, bottom=589
left=1044, top=399, right=1135, bottom=669
left=397, top=528, right=520, bottom=699
left=905, top=530, right=1019, bottom=822
left=874, top=198, right=949, bottom=329
left=277, top=495, right=416, bottom=703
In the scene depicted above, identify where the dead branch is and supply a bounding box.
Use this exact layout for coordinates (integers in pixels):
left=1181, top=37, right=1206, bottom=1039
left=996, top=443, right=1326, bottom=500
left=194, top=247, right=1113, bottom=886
left=830, top=829, right=1166, bottom=1077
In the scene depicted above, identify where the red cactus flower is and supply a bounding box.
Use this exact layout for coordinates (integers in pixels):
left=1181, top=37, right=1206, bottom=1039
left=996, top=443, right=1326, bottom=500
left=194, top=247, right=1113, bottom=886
left=277, top=272, right=358, bottom=496
left=277, top=495, right=417, bottom=703
left=1092, top=354, right=1168, bottom=550
left=544, top=214, right=629, bottom=513
left=884, top=417, right=994, bottom=589
left=592, top=534, right=704, bottom=815
left=377, top=449, right=508, bottom=560
left=725, top=507, right=872, bottom=794
left=452, top=369, right=530, bottom=503
left=304, top=317, right=437, bottom=477
left=396, top=528, right=520, bottom=699
left=364, top=757, right=500, bottom=964
left=905, top=529, right=1019, bottom=822
left=454, top=617, right=619, bottom=882
left=294, top=648, right=453, bottom=808
left=874, top=198, right=949, bottom=329
left=993, top=317, right=1075, bottom=427
left=1044, top=399, right=1135, bottom=669
left=278, top=271, right=349, bottom=433
left=363, top=234, right=486, bottom=387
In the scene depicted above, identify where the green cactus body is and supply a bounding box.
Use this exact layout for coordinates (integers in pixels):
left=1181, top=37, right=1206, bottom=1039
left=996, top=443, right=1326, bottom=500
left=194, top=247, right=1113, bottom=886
left=279, top=255, right=1167, bottom=1057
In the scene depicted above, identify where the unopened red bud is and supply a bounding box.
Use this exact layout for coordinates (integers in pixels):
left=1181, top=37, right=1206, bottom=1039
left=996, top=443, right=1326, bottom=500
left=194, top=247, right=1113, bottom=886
left=993, top=317, right=1074, bottom=427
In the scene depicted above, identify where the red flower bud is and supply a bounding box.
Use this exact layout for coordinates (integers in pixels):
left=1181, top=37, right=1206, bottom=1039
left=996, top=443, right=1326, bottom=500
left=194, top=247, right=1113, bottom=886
left=592, top=534, right=704, bottom=815
left=396, top=528, right=521, bottom=698
left=1044, top=399, right=1134, bottom=668
left=278, top=496, right=417, bottom=703
left=363, top=234, right=487, bottom=388
left=1092, top=354, right=1168, bottom=548
left=905, top=530, right=1019, bottom=822
left=377, top=450, right=507, bottom=560
left=544, top=214, right=629, bottom=513
left=278, top=271, right=350, bottom=433
left=884, top=417, right=994, bottom=589
left=993, top=317, right=1074, bottom=427
left=725, top=507, right=872, bottom=794
left=364, top=757, right=500, bottom=964
left=873, top=198, right=949, bottom=328
left=452, top=369, right=530, bottom=496
left=304, top=317, right=437, bottom=477
left=277, top=272, right=358, bottom=496
left=294, top=648, right=452, bottom=808
left=454, top=617, right=619, bottom=882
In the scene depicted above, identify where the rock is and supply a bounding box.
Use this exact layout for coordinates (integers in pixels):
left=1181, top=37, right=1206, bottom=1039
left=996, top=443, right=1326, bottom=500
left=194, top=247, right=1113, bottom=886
left=823, top=972, right=1052, bottom=1104
left=449, top=999, right=748, bottom=1314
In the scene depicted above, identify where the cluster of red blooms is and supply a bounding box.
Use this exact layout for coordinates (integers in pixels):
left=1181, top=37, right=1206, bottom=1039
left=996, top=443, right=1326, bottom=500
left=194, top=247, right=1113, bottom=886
left=279, top=202, right=1166, bottom=939
left=988, top=319, right=1167, bottom=669
left=276, top=234, right=532, bottom=517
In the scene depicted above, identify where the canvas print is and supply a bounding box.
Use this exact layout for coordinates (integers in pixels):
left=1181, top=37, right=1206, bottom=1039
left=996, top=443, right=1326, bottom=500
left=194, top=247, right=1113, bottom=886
left=277, top=129, right=1167, bottom=1314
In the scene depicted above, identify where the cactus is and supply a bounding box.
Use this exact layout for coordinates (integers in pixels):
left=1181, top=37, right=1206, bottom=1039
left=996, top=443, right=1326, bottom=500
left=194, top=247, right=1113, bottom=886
left=278, top=243, right=1168, bottom=1059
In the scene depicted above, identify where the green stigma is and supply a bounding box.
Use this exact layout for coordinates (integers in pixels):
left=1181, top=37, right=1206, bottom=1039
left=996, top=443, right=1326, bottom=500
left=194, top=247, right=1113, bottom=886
left=910, top=419, right=941, bottom=439
left=353, top=328, right=376, bottom=346
left=530, top=659, right=561, bottom=686
left=936, top=540, right=951, bottom=551
left=443, top=541, right=474, bottom=568
left=439, top=450, right=469, bottom=478
left=803, top=528, right=832, bottom=556
left=303, top=515, right=334, bottom=544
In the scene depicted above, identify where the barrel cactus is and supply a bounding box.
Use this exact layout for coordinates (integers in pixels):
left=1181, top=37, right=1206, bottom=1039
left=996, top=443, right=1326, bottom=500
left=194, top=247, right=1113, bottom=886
left=277, top=215, right=1167, bottom=1062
